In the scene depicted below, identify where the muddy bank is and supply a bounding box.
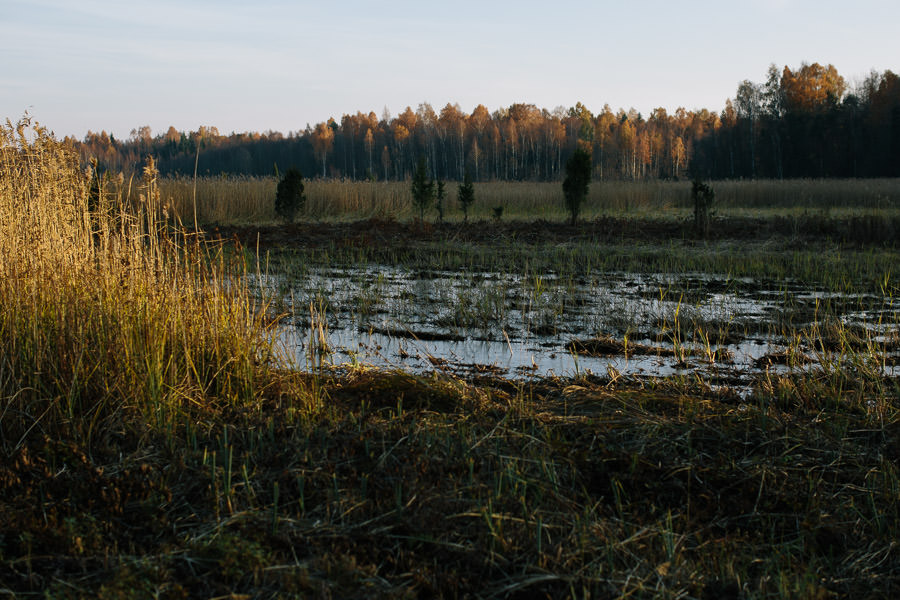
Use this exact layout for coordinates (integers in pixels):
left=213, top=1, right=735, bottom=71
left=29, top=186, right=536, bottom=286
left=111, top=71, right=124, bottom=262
left=210, top=214, right=900, bottom=251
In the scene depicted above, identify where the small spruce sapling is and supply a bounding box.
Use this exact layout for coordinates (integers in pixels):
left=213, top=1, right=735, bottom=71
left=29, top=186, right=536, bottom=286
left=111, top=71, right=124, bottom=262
left=411, top=156, right=434, bottom=222
left=562, top=147, right=591, bottom=225
left=457, top=168, right=475, bottom=222
left=435, top=180, right=446, bottom=223
left=275, top=167, right=305, bottom=223
left=691, top=179, right=715, bottom=237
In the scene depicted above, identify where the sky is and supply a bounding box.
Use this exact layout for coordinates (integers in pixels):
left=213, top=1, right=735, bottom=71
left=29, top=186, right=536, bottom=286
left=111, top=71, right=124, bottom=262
left=3, top=0, right=899, bottom=140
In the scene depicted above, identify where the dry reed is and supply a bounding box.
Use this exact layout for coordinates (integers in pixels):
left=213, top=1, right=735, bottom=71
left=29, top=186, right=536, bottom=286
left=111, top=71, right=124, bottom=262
left=158, top=175, right=900, bottom=225
left=0, top=119, right=280, bottom=448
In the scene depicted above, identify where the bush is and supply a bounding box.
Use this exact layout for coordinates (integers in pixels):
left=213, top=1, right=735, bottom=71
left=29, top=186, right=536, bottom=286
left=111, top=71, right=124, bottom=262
left=275, top=167, right=305, bottom=222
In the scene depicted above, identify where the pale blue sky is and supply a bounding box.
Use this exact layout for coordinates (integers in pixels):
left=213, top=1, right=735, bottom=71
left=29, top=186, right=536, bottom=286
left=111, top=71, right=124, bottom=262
left=3, top=0, right=898, bottom=139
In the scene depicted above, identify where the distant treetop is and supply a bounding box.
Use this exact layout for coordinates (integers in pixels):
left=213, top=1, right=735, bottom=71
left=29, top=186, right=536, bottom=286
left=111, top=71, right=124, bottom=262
left=76, top=63, right=900, bottom=181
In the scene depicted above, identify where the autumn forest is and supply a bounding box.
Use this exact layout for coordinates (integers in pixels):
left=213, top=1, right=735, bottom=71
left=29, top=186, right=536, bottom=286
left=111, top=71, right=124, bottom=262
left=74, top=63, right=900, bottom=183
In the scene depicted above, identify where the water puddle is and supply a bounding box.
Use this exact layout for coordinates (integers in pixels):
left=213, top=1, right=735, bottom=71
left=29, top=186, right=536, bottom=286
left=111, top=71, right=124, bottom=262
left=264, top=265, right=900, bottom=386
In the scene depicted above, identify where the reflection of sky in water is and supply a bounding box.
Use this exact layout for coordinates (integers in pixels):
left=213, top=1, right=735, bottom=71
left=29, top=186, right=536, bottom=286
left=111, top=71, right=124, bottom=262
left=279, top=327, right=793, bottom=386
left=263, top=267, right=899, bottom=382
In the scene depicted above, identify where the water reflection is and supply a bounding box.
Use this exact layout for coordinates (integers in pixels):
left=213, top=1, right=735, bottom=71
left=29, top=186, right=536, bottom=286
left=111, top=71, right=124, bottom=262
left=267, top=266, right=899, bottom=383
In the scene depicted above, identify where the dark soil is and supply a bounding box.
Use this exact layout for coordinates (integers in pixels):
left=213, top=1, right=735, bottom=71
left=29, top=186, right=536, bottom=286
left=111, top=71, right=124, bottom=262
left=208, top=214, right=900, bottom=252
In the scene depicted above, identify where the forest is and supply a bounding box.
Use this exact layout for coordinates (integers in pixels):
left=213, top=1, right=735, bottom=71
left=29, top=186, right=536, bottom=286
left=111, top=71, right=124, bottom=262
left=74, top=62, right=900, bottom=181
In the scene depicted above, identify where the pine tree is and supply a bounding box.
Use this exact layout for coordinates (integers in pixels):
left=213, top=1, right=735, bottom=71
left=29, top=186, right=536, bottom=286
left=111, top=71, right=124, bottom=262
left=457, top=168, right=475, bottom=222
left=435, top=179, right=446, bottom=223
left=410, top=156, right=434, bottom=222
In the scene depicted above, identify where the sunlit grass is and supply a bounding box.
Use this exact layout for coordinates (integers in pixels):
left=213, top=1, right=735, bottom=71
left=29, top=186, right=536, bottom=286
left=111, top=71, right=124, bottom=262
left=0, top=118, right=293, bottom=448
left=158, top=175, right=900, bottom=224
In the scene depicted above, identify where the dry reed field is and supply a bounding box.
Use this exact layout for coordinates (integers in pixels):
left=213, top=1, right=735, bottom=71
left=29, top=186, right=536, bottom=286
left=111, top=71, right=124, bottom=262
left=2, top=122, right=899, bottom=598
left=0, top=118, right=281, bottom=449
left=158, top=175, right=900, bottom=225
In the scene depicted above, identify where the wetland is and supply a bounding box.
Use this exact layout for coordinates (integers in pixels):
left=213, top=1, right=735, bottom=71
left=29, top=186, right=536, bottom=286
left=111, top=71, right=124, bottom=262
left=223, top=217, right=900, bottom=393
left=4, top=135, right=900, bottom=599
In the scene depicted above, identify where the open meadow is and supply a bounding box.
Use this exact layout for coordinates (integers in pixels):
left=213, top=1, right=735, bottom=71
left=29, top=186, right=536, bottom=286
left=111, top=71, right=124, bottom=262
left=158, top=174, right=900, bottom=225
left=2, top=124, right=899, bottom=598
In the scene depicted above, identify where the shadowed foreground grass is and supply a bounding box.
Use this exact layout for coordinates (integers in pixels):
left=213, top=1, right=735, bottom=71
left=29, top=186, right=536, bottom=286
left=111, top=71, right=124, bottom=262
left=2, top=369, right=898, bottom=598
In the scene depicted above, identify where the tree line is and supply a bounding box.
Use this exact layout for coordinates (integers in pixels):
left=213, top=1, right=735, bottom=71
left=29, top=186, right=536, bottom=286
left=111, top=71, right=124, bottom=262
left=73, top=63, right=900, bottom=182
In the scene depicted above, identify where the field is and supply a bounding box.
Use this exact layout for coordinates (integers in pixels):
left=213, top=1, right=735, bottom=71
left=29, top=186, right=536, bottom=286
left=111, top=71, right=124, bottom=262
left=158, top=175, right=900, bottom=224
left=2, top=123, right=899, bottom=598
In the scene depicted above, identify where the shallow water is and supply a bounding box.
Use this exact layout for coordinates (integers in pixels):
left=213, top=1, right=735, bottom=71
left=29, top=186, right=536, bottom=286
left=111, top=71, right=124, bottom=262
left=267, top=265, right=899, bottom=384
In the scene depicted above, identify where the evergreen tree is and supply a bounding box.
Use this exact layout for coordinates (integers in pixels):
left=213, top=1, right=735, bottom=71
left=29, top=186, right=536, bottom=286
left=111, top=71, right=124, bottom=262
left=562, top=147, right=591, bottom=224
left=457, top=168, right=475, bottom=222
left=410, top=156, right=434, bottom=222
left=691, top=179, right=715, bottom=237
left=275, top=167, right=305, bottom=222
left=435, top=179, right=446, bottom=223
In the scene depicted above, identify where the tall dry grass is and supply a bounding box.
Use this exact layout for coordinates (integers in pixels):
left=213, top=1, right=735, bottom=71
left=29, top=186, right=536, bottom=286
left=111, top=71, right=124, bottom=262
left=159, top=174, right=277, bottom=224
left=0, top=119, right=280, bottom=449
left=159, top=176, right=412, bottom=223
left=158, top=175, right=900, bottom=225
